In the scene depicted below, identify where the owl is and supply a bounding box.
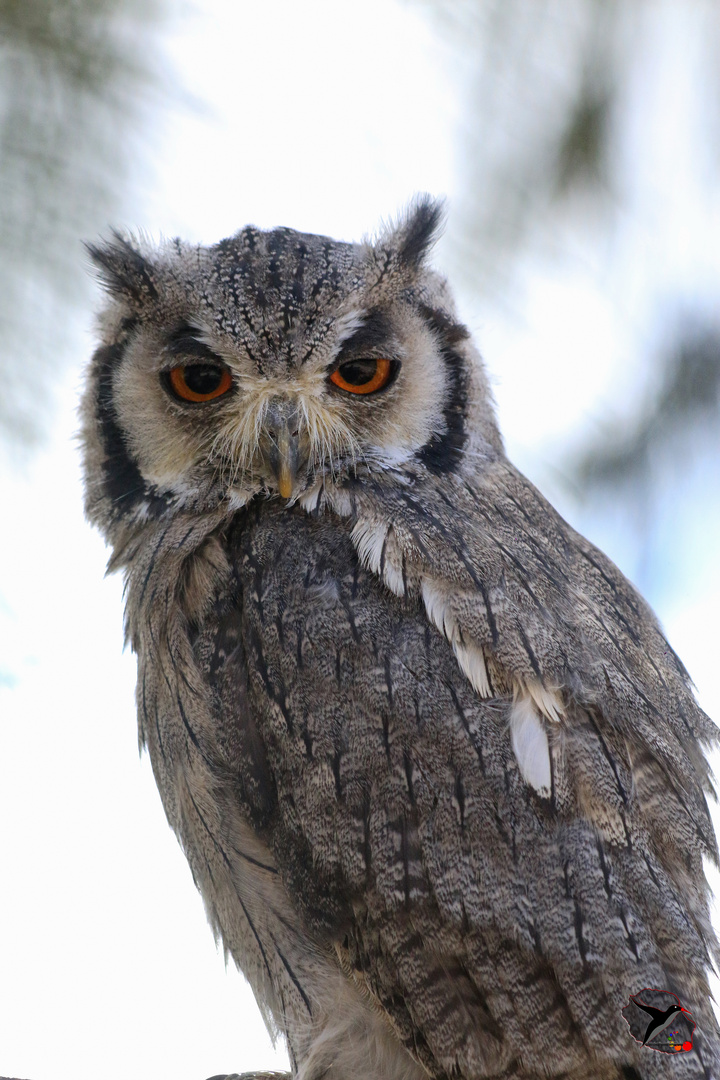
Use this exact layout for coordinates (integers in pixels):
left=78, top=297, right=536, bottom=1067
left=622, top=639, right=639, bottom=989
left=81, top=200, right=719, bottom=1080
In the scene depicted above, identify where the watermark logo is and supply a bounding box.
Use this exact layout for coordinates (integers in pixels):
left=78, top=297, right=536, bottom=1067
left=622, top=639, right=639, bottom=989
left=622, top=988, right=695, bottom=1054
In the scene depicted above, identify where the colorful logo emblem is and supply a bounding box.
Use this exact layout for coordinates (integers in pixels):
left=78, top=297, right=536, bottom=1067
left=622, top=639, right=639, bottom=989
left=622, top=989, right=695, bottom=1053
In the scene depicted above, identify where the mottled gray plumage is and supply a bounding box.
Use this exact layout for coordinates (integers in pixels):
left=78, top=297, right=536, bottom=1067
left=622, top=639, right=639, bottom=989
left=81, top=200, right=719, bottom=1080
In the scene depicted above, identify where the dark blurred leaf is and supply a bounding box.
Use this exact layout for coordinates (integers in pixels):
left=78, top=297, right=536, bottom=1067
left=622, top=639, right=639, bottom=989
left=554, top=81, right=612, bottom=194
left=403, top=0, right=625, bottom=297
left=576, top=323, right=720, bottom=490
left=0, top=0, right=168, bottom=449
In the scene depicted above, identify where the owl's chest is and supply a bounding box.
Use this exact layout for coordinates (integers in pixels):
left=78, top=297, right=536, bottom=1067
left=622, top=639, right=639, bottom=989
left=183, top=501, right=517, bottom=817
left=185, top=506, right=437, bottom=829
left=193, top=505, right=513, bottom=868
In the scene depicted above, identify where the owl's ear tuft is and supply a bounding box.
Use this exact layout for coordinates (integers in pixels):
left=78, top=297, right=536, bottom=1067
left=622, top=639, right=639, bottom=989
left=85, top=230, right=158, bottom=306
left=394, top=195, right=445, bottom=268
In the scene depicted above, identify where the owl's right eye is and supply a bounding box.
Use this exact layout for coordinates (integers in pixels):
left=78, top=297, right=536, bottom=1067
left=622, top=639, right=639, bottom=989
left=165, top=364, right=234, bottom=403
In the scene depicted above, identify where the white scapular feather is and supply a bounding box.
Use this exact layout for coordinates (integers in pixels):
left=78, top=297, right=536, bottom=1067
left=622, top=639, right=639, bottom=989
left=526, top=680, right=564, bottom=723
left=298, top=481, right=323, bottom=513
left=353, top=520, right=406, bottom=597
left=421, top=580, right=495, bottom=697
left=383, top=559, right=406, bottom=598
left=352, top=521, right=389, bottom=576
left=421, top=577, right=452, bottom=638
left=454, top=642, right=491, bottom=697
left=510, top=694, right=552, bottom=796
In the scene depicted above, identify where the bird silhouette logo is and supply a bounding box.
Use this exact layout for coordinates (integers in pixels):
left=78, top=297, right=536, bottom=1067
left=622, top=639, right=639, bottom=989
left=622, top=989, right=695, bottom=1053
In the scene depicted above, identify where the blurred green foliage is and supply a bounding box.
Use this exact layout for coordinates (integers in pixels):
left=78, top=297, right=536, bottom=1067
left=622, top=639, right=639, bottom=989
left=407, top=0, right=720, bottom=513
left=576, top=325, right=720, bottom=491
left=0, top=0, right=165, bottom=447
left=407, top=0, right=623, bottom=289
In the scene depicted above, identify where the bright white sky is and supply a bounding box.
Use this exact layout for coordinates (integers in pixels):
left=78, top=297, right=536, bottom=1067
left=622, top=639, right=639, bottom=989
left=0, top=3, right=718, bottom=1079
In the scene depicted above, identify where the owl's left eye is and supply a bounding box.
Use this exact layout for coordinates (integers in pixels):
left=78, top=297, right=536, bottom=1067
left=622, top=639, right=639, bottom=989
left=165, top=364, right=234, bottom=403
left=329, top=358, right=395, bottom=395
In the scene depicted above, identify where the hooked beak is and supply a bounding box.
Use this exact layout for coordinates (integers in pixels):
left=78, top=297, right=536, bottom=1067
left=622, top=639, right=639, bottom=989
left=262, top=400, right=306, bottom=499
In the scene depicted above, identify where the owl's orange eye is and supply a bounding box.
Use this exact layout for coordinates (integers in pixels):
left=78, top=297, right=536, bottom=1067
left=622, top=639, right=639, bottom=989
left=329, top=358, right=393, bottom=395
left=167, top=364, right=233, bottom=403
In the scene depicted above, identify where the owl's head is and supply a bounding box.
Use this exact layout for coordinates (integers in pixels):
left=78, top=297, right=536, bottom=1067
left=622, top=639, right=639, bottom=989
left=81, top=198, right=501, bottom=540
